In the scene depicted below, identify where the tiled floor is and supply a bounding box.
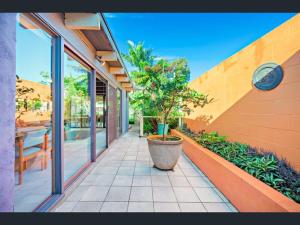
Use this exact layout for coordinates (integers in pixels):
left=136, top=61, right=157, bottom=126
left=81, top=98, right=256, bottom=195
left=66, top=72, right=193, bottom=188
left=54, top=127, right=238, bottom=212
left=14, top=129, right=106, bottom=212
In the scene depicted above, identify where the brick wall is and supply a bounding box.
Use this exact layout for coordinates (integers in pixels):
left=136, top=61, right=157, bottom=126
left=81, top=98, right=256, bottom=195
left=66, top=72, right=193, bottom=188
left=108, top=85, right=117, bottom=144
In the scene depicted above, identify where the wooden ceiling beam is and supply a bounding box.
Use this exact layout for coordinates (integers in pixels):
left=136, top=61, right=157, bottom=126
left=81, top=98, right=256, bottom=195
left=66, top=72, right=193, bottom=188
left=121, top=82, right=132, bottom=88
left=125, top=87, right=133, bottom=92
left=96, top=51, right=118, bottom=62
left=115, top=74, right=129, bottom=82
left=65, top=13, right=100, bottom=30
left=109, top=67, right=124, bottom=75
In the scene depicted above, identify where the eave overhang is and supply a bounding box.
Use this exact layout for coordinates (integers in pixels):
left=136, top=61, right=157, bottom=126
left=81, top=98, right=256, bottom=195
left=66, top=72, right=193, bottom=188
left=64, top=13, right=133, bottom=92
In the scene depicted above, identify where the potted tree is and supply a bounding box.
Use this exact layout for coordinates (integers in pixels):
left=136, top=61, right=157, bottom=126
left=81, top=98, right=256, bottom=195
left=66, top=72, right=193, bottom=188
left=122, top=41, right=211, bottom=170
left=143, top=59, right=212, bottom=170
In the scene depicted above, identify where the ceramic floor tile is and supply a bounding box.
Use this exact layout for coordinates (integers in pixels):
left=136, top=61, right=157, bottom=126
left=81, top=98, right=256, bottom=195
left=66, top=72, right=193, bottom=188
left=186, top=176, right=211, bottom=188
left=93, top=174, right=115, bottom=186
left=117, top=167, right=135, bottom=176
left=154, top=202, right=180, bottom=212
left=203, top=203, right=232, bottom=212
left=127, top=202, right=154, bottom=212
left=80, top=186, right=109, bottom=202
left=66, top=186, right=90, bottom=202
left=129, top=187, right=153, bottom=202
left=55, top=201, right=77, bottom=212
left=151, top=176, right=171, bottom=187
left=105, top=187, right=131, bottom=202
left=72, top=201, right=103, bottom=212
left=194, top=188, right=224, bottom=203
left=173, top=187, right=200, bottom=202
left=112, top=175, right=133, bottom=186
left=169, top=176, right=190, bottom=187
left=134, top=167, right=151, bottom=176
left=153, top=187, right=177, bottom=202
left=132, top=175, right=151, bottom=186
left=151, top=167, right=168, bottom=176
left=100, top=201, right=128, bottom=212
left=179, top=203, right=207, bottom=212
left=52, top=127, right=236, bottom=213
left=181, top=168, right=202, bottom=177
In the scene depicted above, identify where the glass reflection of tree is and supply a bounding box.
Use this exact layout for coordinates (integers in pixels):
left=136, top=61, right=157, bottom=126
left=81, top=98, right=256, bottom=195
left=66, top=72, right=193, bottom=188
left=16, top=75, right=42, bottom=120
left=64, top=63, right=89, bottom=128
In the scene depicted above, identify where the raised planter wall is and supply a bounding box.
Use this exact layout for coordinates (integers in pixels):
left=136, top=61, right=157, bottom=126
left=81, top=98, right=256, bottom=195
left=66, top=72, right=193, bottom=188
left=171, top=129, right=300, bottom=212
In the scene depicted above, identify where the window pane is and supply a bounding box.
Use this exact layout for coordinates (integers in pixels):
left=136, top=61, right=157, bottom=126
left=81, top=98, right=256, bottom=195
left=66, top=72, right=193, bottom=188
left=63, top=52, right=91, bottom=181
left=96, top=78, right=107, bottom=154
left=15, top=14, right=53, bottom=212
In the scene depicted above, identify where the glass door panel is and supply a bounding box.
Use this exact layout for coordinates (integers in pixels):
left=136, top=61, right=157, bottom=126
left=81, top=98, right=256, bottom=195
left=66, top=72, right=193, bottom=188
left=15, top=13, right=53, bottom=212
left=63, top=51, right=91, bottom=181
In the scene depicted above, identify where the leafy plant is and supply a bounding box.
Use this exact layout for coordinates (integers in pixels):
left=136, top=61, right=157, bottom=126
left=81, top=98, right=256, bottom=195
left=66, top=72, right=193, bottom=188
left=16, top=75, right=42, bottom=119
left=129, top=118, right=135, bottom=124
left=122, top=41, right=212, bottom=140
left=123, top=41, right=212, bottom=140
left=179, top=125, right=300, bottom=203
left=144, top=59, right=213, bottom=140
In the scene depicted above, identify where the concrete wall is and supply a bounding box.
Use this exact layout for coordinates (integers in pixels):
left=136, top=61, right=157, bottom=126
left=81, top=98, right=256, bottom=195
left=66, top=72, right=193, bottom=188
left=185, top=14, right=300, bottom=171
left=0, top=13, right=16, bottom=212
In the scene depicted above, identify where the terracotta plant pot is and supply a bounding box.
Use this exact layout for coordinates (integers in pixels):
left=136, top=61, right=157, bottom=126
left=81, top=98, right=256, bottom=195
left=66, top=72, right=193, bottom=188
left=147, top=135, right=183, bottom=170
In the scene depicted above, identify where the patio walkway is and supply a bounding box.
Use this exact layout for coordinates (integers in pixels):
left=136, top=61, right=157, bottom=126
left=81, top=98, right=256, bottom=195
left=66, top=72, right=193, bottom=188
left=53, top=126, right=238, bottom=212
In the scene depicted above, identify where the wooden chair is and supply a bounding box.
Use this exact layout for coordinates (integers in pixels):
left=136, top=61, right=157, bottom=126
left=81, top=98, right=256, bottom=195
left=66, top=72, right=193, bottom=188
left=43, top=128, right=52, bottom=169
left=15, top=129, right=47, bottom=185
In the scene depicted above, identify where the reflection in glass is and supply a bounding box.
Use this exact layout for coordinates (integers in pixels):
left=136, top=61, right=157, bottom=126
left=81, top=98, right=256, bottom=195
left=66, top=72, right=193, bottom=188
left=63, top=52, right=91, bottom=181
left=15, top=14, right=53, bottom=212
left=96, top=77, right=107, bottom=154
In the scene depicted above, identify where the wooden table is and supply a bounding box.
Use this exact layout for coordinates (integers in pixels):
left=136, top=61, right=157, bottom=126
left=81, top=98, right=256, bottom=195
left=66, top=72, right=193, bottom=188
left=16, top=126, right=46, bottom=139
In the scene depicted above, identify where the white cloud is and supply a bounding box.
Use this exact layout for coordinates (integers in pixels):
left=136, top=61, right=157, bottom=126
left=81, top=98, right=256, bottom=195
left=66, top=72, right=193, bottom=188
left=154, top=56, right=180, bottom=61
left=104, top=13, right=117, bottom=19
left=104, top=13, right=144, bottom=20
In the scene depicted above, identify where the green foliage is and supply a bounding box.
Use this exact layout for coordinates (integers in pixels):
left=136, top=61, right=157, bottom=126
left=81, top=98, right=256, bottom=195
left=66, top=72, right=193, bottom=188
left=197, top=131, right=226, bottom=144
left=168, top=117, right=179, bottom=130
left=16, top=75, right=42, bottom=119
left=144, top=119, right=156, bottom=135
left=129, top=118, right=135, bottom=124
left=33, top=99, right=42, bottom=110
left=121, top=40, right=155, bottom=75
left=123, top=41, right=212, bottom=139
left=179, top=125, right=300, bottom=203
left=64, top=74, right=89, bottom=118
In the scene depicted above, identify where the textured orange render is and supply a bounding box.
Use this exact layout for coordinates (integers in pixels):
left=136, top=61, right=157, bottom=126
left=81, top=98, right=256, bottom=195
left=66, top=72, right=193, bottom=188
left=185, top=14, right=300, bottom=171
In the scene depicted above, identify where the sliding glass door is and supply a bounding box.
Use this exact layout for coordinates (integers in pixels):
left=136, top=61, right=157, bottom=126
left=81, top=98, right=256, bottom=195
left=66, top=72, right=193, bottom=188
left=95, top=76, right=107, bottom=155
left=15, top=13, right=53, bottom=212
left=63, top=51, right=91, bottom=182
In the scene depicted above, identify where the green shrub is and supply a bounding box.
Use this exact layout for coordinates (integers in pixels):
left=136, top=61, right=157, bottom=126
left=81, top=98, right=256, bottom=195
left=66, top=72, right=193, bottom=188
left=167, top=117, right=179, bottom=130
left=129, top=118, right=135, bottom=124
left=178, top=126, right=300, bottom=203
left=143, top=118, right=157, bottom=135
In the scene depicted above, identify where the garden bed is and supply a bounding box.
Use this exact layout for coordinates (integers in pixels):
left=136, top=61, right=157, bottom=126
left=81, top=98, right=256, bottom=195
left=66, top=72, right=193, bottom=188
left=171, top=129, right=300, bottom=212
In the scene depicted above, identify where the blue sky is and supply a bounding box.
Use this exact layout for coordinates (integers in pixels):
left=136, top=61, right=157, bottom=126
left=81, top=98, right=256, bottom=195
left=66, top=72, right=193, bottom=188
left=16, top=17, right=87, bottom=83
left=104, top=13, right=296, bottom=81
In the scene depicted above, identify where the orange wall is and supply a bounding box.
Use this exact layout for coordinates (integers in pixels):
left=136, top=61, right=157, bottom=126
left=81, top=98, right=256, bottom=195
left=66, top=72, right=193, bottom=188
left=16, top=79, right=51, bottom=123
left=186, top=14, right=300, bottom=171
